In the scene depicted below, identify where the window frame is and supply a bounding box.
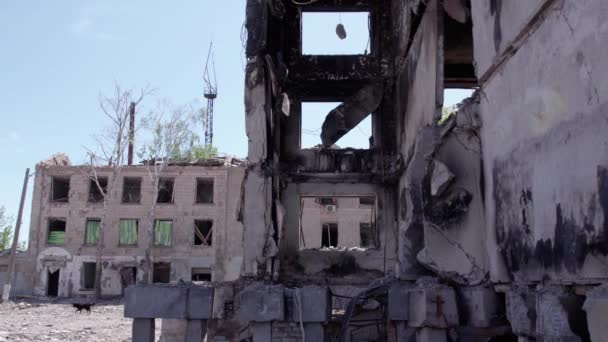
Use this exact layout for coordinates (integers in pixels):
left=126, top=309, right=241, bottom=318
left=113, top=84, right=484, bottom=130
left=118, top=219, right=139, bottom=247
left=156, top=177, right=176, bottom=204
left=193, top=219, right=213, bottom=247
left=321, top=222, right=339, bottom=248
left=153, top=219, right=173, bottom=247
left=121, top=177, right=142, bottom=204
left=50, top=176, right=71, bottom=203
left=195, top=178, right=215, bottom=204
left=84, top=218, right=101, bottom=246
left=88, top=177, right=108, bottom=204
left=47, top=218, right=67, bottom=246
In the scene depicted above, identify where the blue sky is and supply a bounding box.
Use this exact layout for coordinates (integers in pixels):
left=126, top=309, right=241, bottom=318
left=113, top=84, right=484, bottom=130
left=0, top=2, right=471, bottom=243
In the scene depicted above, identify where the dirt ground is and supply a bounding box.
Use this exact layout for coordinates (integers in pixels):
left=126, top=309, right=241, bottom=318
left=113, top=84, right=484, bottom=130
left=0, top=298, right=161, bottom=342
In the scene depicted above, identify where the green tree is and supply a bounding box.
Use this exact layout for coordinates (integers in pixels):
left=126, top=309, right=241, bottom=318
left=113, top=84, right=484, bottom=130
left=0, top=206, right=14, bottom=251
left=185, top=144, right=218, bottom=160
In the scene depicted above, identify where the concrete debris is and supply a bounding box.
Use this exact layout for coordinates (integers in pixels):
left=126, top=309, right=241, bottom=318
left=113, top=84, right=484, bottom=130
left=505, top=288, right=536, bottom=337
left=38, top=153, right=71, bottom=167
left=430, top=159, right=455, bottom=197
left=583, top=284, right=608, bottom=342
left=320, top=83, right=384, bottom=148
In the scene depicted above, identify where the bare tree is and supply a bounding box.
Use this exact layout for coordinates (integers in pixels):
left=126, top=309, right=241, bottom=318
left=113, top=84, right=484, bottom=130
left=138, top=102, right=201, bottom=283
left=84, top=84, right=150, bottom=298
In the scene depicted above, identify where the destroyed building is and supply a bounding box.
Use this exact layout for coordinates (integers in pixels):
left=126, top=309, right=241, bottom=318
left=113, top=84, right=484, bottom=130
left=124, top=0, right=608, bottom=341
left=0, top=158, right=246, bottom=297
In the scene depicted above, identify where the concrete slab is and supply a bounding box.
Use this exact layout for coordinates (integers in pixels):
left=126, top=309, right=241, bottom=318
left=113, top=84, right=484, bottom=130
left=238, top=284, right=285, bottom=323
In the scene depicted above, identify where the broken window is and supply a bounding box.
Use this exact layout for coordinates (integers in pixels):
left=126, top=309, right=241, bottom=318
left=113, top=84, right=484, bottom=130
left=156, top=178, right=175, bottom=204
left=119, top=219, right=138, bottom=246
left=84, top=219, right=100, bottom=245
left=196, top=178, right=214, bottom=204
left=301, top=102, right=372, bottom=149
left=122, top=177, right=142, bottom=204
left=81, top=262, right=96, bottom=290
left=302, top=12, right=371, bottom=55
left=153, top=220, right=173, bottom=247
left=191, top=268, right=212, bottom=282
left=359, top=223, right=373, bottom=248
left=321, top=223, right=339, bottom=248
left=47, top=218, right=66, bottom=245
left=88, top=177, right=108, bottom=203
left=50, top=177, right=70, bottom=202
left=300, top=196, right=377, bottom=250
left=153, top=262, right=171, bottom=283
left=194, top=220, right=213, bottom=246
left=359, top=196, right=374, bottom=207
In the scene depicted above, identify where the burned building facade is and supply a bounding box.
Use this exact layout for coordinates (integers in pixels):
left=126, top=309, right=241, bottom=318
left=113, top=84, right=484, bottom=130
left=122, top=0, right=608, bottom=341
left=3, top=161, right=245, bottom=298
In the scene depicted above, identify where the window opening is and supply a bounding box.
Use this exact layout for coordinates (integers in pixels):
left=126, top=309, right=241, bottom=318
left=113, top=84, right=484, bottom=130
left=88, top=177, right=108, bottom=203
left=154, top=220, right=173, bottom=246
left=153, top=262, right=171, bottom=283
left=196, top=178, right=214, bottom=204
left=119, top=219, right=138, bottom=246
left=157, top=178, right=175, bottom=204
left=359, top=223, right=373, bottom=248
left=300, top=196, right=377, bottom=250
left=191, top=268, right=212, bottom=282
left=302, top=12, right=371, bottom=55
left=120, top=267, right=137, bottom=289
left=50, top=177, right=70, bottom=202
left=440, top=89, right=475, bottom=124
left=81, top=262, right=96, bottom=290
left=84, top=219, right=100, bottom=245
left=122, top=177, right=142, bottom=204
left=194, top=220, right=213, bottom=246
left=301, top=102, right=371, bottom=149
left=321, top=223, right=339, bottom=248
left=47, top=218, right=66, bottom=245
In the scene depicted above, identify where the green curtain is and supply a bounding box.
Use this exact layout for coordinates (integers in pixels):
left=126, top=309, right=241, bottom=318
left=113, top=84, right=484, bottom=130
left=119, top=219, right=138, bottom=246
left=47, top=231, right=65, bottom=245
left=154, top=220, right=172, bottom=246
left=85, top=220, right=100, bottom=245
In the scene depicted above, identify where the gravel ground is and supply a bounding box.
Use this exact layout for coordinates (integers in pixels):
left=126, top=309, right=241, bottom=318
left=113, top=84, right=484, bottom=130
left=0, top=298, right=161, bottom=342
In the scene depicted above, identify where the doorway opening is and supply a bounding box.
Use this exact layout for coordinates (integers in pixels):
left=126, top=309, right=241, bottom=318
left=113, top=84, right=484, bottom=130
left=47, top=269, right=60, bottom=297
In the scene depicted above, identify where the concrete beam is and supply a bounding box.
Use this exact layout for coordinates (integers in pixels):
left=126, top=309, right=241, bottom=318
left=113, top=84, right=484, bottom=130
left=238, top=284, right=285, bottom=323
left=320, top=83, right=384, bottom=148
left=408, top=280, right=458, bottom=328
left=124, top=284, right=214, bottom=320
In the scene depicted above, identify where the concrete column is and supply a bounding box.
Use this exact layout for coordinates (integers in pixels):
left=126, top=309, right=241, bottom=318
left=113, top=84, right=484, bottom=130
left=252, top=322, right=272, bottom=342
left=304, top=323, right=324, bottom=342
left=184, top=320, right=207, bottom=342
left=132, top=318, right=155, bottom=342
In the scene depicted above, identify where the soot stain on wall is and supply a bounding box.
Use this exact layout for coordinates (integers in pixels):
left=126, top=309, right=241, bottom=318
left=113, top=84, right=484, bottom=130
left=495, top=164, right=608, bottom=276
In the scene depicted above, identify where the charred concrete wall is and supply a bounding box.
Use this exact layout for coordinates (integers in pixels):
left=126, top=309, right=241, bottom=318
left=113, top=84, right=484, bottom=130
left=25, top=164, right=244, bottom=297
left=473, top=0, right=608, bottom=284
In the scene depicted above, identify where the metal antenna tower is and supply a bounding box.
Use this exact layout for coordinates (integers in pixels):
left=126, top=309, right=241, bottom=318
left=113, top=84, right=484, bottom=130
left=203, top=42, right=218, bottom=147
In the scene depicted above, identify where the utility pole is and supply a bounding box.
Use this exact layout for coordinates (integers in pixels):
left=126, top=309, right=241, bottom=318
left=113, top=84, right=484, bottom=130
left=128, top=102, right=136, bottom=166
left=2, top=168, right=30, bottom=302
